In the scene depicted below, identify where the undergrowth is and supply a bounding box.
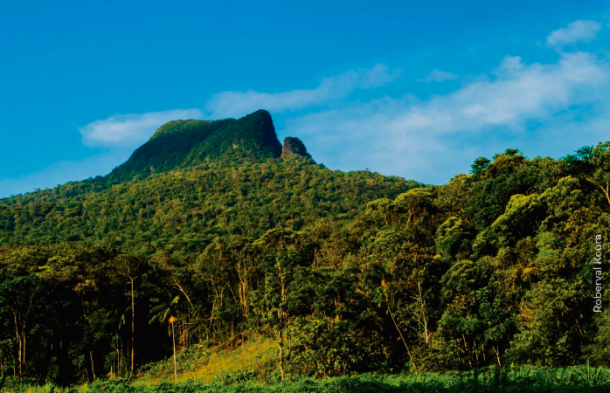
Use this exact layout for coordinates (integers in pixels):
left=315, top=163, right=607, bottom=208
left=136, top=336, right=277, bottom=384
left=3, top=365, right=610, bottom=393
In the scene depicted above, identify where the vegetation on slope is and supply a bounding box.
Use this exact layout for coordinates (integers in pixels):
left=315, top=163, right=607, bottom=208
left=4, top=366, right=610, bottom=393
left=108, top=110, right=282, bottom=182
left=0, top=105, right=609, bottom=390
left=138, top=336, right=277, bottom=384
left=281, top=137, right=311, bottom=159
left=0, top=159, right=419, bottom=251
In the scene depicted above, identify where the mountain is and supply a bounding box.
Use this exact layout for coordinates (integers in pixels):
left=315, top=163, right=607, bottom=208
left=108, top=110, right=282, bottom=182
left=0, top=110, right=422, bottom=250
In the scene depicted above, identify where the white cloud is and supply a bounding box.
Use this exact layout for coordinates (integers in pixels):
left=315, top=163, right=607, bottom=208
left=420, top=69, right=458, bottom=82
left=205, top=64, right=401, bottom=118
left=7, top=19, right=610, bottom=197
left=284, top=50, right=609, bottom=183
left=547, top=20, right=602, bottom=47
left=79, top=109, right=203, bottom=148
left=2, top=108, right=205, bottom=196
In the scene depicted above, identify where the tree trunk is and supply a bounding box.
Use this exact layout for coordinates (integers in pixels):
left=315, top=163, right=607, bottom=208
left=387, top=304, right=412, bottom=360
left=492, top=346, right=502, bottom=367
left=172, top=321, right=177, bottom=381
left=11, top=310, right=21, bottom=376
left=416, top=282, right=429, bottom=344
left=130, top=278, right=135, bottom=372
left=600, top=183, right=610, bottom=206
left=22, top=330, right=25, bottom=373
left=277, top=331, right=284, bottom=381
left=89, top=351, right=96, bottom=380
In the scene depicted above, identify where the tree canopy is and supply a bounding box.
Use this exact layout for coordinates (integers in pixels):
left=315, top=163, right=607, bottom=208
left=1, top=112, right=608, bottom=384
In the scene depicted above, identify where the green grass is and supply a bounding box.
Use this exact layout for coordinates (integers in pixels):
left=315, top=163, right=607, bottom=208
left=4, top=366, right=610, bottom=393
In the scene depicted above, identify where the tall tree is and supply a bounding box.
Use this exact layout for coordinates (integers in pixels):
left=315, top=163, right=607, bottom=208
left=117, top=255, right=146, bottom=372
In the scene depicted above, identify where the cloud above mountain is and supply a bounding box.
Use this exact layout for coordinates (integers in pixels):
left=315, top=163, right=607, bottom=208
left=282, top=36, right=610, bottom=182
left=79, top=109, right=203, bottom=148
left=4, top=18, right=609, bottom=197
left=73, top=19, right=610, bottom=184
left=205, top=64, right=401, bottom=118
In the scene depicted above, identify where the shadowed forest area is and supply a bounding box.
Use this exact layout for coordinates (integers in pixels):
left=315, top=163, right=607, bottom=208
left=0, top=111, right=609, bottom=391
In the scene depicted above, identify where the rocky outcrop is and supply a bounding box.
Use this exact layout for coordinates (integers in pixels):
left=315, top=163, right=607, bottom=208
left=281, top=137, right=312, bottom=159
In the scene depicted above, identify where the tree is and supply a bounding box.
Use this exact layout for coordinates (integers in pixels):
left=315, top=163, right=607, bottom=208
left=117, top=255, right=146, bottom=372
left=470, top=157, right=490, bottom=176
left=0, top=274, right=45, bottom=376
left=149, top=290, right=182, bottom=381
left=253, top=228, right=310, bottom=381
left=565, top=142, right=610, bottom=205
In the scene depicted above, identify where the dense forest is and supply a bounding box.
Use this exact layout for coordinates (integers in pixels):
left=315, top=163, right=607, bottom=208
left=0, top=110, right=609, bottom=388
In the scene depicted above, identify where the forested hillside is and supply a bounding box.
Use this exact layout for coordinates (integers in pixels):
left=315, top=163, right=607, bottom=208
left=0, top=110, right=418, bottom=251
left=0, top=110, right=609, bottom=387
left=0, top=159, right=417, bottom=252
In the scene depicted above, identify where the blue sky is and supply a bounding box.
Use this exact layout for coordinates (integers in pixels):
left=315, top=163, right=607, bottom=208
left=1, top=0, right=609, bottom=197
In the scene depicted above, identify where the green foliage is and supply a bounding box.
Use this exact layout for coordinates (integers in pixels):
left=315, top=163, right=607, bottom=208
left=0, top=159, right=419, bottom=252
left=5, top=366, right=610, bottom=393
left=110, top=110, right=282, bottom=182
left=0, top=112, right=609, bottom=387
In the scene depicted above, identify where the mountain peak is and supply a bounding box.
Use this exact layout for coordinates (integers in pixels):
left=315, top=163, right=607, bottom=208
left=149, top=119, right=214, bottom=141
left=281, top=137, right=312, bottom=160
left=108, top=110, right=282, bottom=182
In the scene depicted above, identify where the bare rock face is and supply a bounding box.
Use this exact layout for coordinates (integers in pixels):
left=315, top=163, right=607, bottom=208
left=281, top=137, right=312, bottom=159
